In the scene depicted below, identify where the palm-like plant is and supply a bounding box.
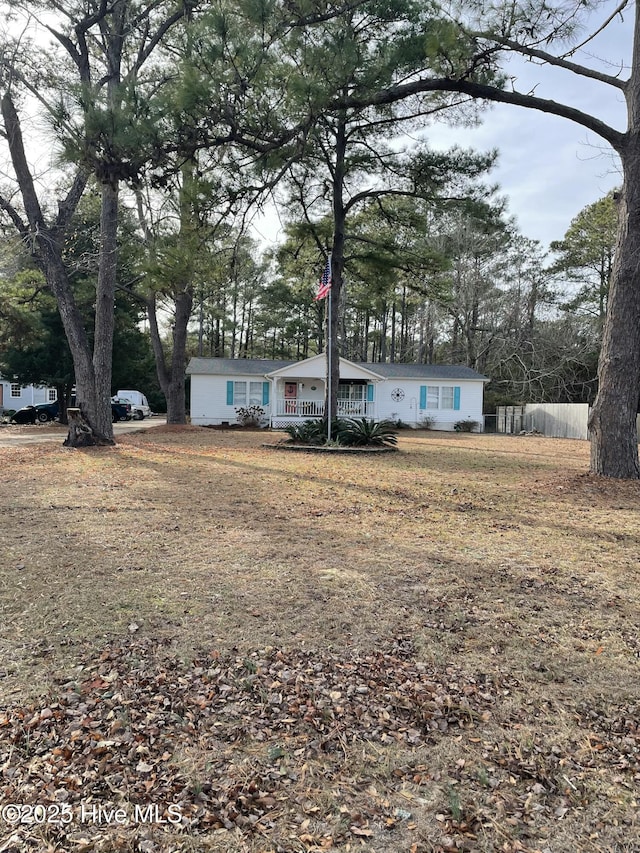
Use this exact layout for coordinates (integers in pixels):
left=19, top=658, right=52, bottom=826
left=337, top=418, right=398, bottom=447
left=284, top=419, right=346, bottom=444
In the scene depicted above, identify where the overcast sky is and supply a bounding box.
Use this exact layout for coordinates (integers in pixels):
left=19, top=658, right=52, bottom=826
left=424, top=7, right=630, bottom=249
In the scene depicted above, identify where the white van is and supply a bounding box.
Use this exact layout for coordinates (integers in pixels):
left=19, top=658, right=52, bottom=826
left=117, top=390, right=151, bottom=420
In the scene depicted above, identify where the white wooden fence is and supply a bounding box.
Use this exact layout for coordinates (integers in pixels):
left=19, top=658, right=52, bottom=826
left=496, top=403, right=640, bottom=440
left=523, top=403, right=590, bottom=439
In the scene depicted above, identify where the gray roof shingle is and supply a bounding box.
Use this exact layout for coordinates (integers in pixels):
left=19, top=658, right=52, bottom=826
left=186, top=357, right=488, bottom=382
left=187, top=357, right=297, bottom=376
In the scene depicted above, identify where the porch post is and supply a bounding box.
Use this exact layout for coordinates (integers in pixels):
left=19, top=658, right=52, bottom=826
left=269, top=377, right=275, bottom=427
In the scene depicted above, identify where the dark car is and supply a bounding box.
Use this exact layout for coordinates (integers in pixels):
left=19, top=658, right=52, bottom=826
left=34, top=401, right=59, bottom=423
left=10, top=405, right=38, bottom=424
left=33, top=400, right=132, bottom=423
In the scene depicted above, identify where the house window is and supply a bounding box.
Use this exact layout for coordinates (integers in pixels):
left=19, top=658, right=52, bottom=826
left=441, top=386, right=455, bottom=409
left=47, top=389, right=57, bottom=402
left=249, top=382, right=263, bottom=406
left=426, top=386, right=457, bottom=410
left=232, top=381, right=264, bottom=405
left=233, top=381, right=247, bottom=406
left=10, top=383, right=21, bottom=398
left=426, top=386, right=440, bottom=409
left=228, top=380, right=269, bottom=407
left=338, top=383, right=365, bottom=402
left=420, top=384, right=460, bottom=411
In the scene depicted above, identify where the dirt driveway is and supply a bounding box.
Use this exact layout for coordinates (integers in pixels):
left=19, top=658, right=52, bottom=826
left=0, top=415, right=166, bottom=446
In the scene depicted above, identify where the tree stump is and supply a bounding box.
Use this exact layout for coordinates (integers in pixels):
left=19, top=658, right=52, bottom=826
left=63, top=407, right=113, bottom=448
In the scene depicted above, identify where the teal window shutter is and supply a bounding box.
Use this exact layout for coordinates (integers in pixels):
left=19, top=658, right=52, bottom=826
left=262, top=382, right=270, bottom=405
left=420, top=385, right=426, bottom=409
left=453, top=386, right=461, bottom=410
left=367, top=384, right=374, bottom=402
left=226, top=381, right=234, bottom=405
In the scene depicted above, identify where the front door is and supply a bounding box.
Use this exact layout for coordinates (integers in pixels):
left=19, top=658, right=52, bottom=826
left=284, top=382, right=298, bottom=414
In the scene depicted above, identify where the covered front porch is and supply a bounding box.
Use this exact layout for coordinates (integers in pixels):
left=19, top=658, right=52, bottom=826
left=266, top=355, right=382, bottom=429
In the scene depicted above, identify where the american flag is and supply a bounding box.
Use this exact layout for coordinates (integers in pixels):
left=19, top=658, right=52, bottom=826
left=314, top=255, right=332, bottom=301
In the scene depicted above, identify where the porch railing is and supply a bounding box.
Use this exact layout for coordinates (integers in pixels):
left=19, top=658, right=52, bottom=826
left=274, top=398, right=374, bottom=419
left=276, top=399, right=324, bottom=418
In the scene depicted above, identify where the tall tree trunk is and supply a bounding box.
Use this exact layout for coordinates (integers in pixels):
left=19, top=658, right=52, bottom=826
left=588, top=1, right=640, bottom=478
left=390, top=300, right=396, bottom=362
left=0, top=92, right=115, bottom=444
left=198, top=291, right=205, bottom=356
left=588, top=147, right=640, bottom=477
left=326, top=114, right=348, bottom=428
left=363, top=311, right=370, bottom=361
left=400, top=286, right=408, bottom=360
left=231, top=267, right=239, bottom=358
left=167, top=290, right=193, bottom=423
left=42, top=249, right=96, bottom=408
left=146, top=288, right=193, bottom=424
left=91, top=181, right=119, bottom=440
left=140, top=158, right=198, bottom=424
left=379, top=304, right=388, bottom=362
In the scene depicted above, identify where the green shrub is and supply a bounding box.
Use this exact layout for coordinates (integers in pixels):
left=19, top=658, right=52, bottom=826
left=337, top=418, right=398, bottom=447
left=454, top=419, right=480, bottom=432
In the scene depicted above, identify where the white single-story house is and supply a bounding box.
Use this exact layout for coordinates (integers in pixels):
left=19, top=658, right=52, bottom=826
left=187, top=355, right=489, bottom=430
left=0, top=377, right=56, bottom=413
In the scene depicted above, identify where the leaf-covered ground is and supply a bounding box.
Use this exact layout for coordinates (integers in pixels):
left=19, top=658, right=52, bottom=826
left=0, top=426, right=639, bottom=852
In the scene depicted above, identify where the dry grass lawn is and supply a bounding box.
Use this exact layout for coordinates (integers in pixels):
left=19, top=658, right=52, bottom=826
left=0, top=425, right=639, bottom=853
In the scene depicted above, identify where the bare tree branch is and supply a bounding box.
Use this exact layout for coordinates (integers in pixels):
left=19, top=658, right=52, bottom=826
left=335, top=77, right=626, bottom=151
